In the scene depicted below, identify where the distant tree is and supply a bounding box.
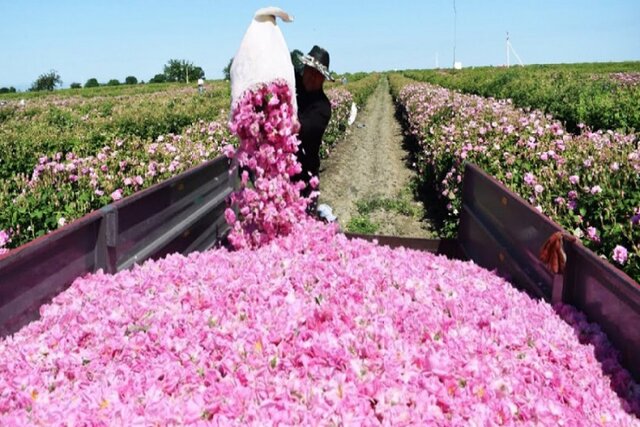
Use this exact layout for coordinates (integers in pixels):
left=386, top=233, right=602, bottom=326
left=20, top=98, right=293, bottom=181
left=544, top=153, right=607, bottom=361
left=0, top=87, right=9, bottom=94
left=107, top=79, right=120, bottom=86
left=192, top=66, right=205, bottom=80
left=223, top=58, right=233, bottom=81
left=84, top=78, right=99, bottom=88
left=125, top=76, right=138, bottom=85
left=70, top=82, right=82, bottom=89
left=290, top=49, right=304, bottom=75
left=149, top=74, right=167, bottom=84
left=139, top=80, right=145, bottom=84
left=29, top=70, right=62, bottom=91
left=163, top=59, right=203, bottom=83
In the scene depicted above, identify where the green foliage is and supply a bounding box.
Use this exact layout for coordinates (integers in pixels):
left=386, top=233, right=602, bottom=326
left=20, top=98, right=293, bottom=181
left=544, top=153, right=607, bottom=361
left=403, top=61, right=640, bottom=133
left=125, top=76, right=138, bottom=85
left=346, top=215, right=379, bottom=234
left=223, top=58, right=233, bottom=81
left=30, top=70, right=62, bottom=92
left=84, top=78, right=99, bottom=88
left=163, top=59, right=203, bottom=83
left=0, top=81, right=231, bottom=182
left=0, top=81, right=235, bottom=249
left=390, top=72, right=640, bottom=281
left=0, top=87, right=17, bottom=93
left=107, top=79, right=120, bottom=86
left=335, top=72, right=381, bottom=107
left=70, top=83, right=82, bottom=89
left=149, top=74, right=167, bottom=84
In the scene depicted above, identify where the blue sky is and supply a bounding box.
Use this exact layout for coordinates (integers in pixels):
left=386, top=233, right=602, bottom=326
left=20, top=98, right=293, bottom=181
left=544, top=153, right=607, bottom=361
left=1, top=0, right=638, bottom=90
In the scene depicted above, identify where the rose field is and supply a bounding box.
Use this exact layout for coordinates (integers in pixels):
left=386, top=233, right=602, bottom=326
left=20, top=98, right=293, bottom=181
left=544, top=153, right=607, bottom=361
left=0, top=73, right=380, bottom=252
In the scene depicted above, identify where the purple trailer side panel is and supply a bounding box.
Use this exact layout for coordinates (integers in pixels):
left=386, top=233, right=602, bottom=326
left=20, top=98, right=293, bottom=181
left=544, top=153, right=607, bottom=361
left=458, top=164, right=562, bottom=300
left=564, top=243, right=640, bottom=380
left=459, top=163, right=640, bottom=381
left=0, top=211, right=103, bottom=337
left=0, top=156, right=233, bottom=338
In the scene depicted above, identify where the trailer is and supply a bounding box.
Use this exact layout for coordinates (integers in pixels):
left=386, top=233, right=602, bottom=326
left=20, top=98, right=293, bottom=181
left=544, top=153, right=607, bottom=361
left=0, top=156, right=638, bottom=383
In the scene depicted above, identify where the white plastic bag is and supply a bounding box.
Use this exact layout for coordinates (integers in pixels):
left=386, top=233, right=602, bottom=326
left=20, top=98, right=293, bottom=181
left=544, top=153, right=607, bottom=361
left=230, top=7, right=297, bottom=112
left=348, top=102, right=358, bottom=126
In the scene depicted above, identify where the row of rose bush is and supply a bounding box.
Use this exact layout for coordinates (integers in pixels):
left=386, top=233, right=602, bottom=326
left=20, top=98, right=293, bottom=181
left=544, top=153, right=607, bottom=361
left=389, top=73, right=640, bottom=282
left=321, top=73, right=381, bottom=158
left=0, top=78, right=377, bottom=252
left=1, top=219, right=638, bottom=424
left=403, top=63, right=640, bottom=134
left=0, top=82, right=231, bottom=180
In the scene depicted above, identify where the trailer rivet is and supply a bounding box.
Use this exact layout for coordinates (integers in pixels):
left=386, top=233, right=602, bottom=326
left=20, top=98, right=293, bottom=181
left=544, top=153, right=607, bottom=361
left=499, top=252, right=505, bottom=262
left=501, top=196, right=507, bottom=206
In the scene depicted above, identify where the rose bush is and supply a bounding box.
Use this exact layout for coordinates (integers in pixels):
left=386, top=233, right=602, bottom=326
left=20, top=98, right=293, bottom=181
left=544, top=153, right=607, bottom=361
left=389, top=74, right=640, bottom=282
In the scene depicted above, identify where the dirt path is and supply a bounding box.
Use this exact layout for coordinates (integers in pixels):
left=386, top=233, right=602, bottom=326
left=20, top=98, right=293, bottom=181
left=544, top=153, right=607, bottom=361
left=319, top=77, right=433, bottom=237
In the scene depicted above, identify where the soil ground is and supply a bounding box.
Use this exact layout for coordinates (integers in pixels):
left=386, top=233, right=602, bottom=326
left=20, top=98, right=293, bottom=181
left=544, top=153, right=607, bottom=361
left=318, top=77, right=433, bottom=238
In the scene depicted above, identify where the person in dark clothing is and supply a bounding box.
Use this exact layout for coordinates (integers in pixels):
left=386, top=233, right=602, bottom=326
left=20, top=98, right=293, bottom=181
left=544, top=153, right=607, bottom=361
left=293, top=45, right=334, bottom=212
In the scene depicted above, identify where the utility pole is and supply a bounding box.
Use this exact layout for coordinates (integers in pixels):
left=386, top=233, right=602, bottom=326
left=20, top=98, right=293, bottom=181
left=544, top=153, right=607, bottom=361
left=436, top=51, right=439, bottom=69
left=505, top=32, right=524, bottom=67
left=506, top=32, right=510, bottom=67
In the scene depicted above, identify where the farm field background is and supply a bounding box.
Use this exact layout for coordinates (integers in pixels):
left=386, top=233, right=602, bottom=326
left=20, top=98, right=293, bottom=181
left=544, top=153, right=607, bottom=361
left=0, top=74, right=379, bottom=250
left=0, top=63, right=639, bottom=283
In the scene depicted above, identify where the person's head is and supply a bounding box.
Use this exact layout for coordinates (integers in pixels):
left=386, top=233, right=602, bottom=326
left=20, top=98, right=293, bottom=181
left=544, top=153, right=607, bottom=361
left=299, top=45, right=334, bottom=91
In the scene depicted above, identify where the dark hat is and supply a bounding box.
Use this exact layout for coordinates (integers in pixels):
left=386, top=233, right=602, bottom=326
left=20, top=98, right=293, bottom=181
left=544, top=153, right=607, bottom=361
left=299, top=45, right=334, bottom=81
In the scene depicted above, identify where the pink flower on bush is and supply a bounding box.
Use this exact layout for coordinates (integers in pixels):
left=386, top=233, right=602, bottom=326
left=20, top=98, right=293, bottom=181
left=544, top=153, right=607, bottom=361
left=590, top=185, right=603, bottom=195
left=534, top=184, right=544, bottom=194
left=569, top=175, right=580, bottom=185
left=0, top=229, right=10, bottom=247
left=110, top=189, right=123, bottom=201
left=524, top=172, right=536, bottom=186
left=612, top=245, right=628, bottom=264
left=586, top=226, right=599, bottom=242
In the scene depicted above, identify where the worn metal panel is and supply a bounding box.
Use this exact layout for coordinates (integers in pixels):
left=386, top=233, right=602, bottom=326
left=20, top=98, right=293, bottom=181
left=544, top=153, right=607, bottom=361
left=459, top=163, right=561, bottom=300
left=114, top=157, right=232, bottom=271
left=0, top=211, right=103, bottom=336
left=0, top=156, right=234, bottom=337
left=564, top=243, right=640, bottom=380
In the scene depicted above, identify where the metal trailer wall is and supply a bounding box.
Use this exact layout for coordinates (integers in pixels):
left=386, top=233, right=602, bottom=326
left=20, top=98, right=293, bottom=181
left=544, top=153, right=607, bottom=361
left=452, top=164, right=639, bottom=381
left=0, top=156, right=235, bottom=337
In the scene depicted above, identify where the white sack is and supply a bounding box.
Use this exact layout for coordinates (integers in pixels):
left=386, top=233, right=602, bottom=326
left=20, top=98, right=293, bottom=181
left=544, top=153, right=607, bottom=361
left=230, top=7, right=297, bottom=112
left=348, top=102, right=358, bottom=126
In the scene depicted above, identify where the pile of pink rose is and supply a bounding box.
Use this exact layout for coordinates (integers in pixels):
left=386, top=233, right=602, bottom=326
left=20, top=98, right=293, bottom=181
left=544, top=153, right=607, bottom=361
left=1, top=219, right=639, bottom=425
